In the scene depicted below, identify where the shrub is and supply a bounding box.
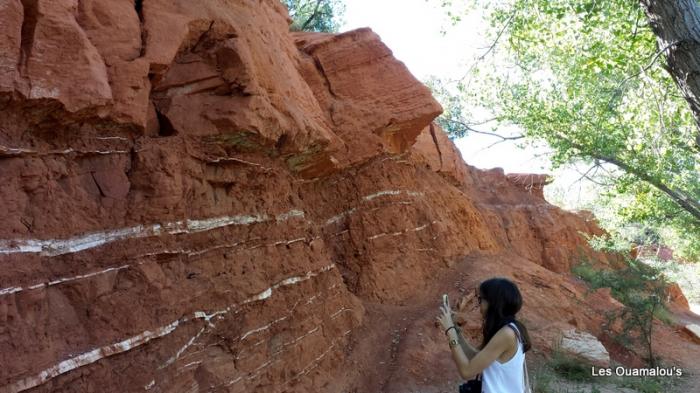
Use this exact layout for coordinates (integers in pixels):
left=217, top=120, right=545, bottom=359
left=571, top=257, right=671, bottom=366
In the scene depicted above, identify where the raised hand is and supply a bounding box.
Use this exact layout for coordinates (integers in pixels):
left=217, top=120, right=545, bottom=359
left=436, top=299, right=454, bottom=331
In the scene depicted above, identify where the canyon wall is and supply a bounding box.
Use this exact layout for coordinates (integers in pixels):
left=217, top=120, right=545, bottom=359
left=1, top=1, right=696, bottom=393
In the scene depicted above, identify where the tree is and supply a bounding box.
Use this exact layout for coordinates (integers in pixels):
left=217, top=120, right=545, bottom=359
left=639, top=0, right=700, bottom=148
left=282, top=0, right=346, bottom=33
left=573, top=258, right=669, bottom=367
left=430, top=0, right=700, bottom=260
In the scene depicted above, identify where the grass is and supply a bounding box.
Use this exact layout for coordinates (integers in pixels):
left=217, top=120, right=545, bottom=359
left=530, top=345, right=596, bottom=393
left=530, top=350, right=686, bottom=393
left=547, top=349, right=596, bottom=383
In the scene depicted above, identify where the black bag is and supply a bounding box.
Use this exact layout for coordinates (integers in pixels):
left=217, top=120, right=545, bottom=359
left=458, top=373, right=482, bottom=393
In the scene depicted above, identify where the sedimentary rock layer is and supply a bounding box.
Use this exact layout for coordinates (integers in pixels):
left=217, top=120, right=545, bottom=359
left=2, top=1, right=696, bottom=393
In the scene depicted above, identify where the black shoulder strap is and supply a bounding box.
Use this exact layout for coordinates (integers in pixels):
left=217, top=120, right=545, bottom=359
left=507, top=322, right=523, bottom=345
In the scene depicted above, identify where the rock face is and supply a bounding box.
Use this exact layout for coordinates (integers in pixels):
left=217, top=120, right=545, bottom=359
left=1, top=2, right=697, bottom=393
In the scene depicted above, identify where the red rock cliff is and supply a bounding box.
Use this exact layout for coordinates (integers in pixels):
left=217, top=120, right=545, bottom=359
left=1, top=1, right=697, bottom=393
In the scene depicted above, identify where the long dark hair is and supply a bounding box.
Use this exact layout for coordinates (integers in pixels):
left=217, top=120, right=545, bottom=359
left=479, top=277, right=532, bottom=353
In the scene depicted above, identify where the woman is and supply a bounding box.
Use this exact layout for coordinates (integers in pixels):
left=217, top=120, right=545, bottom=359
left=436, top=277, right=532, bottom=393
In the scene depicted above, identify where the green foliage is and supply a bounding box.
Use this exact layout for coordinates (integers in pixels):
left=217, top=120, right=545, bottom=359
left=583, top=233, right=633, bottom=254
left=534, top=343, right=684, bottom=392
left=430, top=0, right=700, bottom=260
left=425, top=0, right=477, bottom=34
left=572, top=257, right=671, bottom=366
left=621, top=373, right=685, bottom=393
left=603, top=294, right=662, bottom=367
left=547, top=349, right=595, bottom=382
left=645, top=256, right=700, bottom=304
left=533, top=325, right=686, bottom=392
left=282, top=0, right=345, bottom=33
left=531, top=364, right=555, bottom=393
left=572, top=257, right=668, bottom=312
left=424, top=77, right=474, bottom=140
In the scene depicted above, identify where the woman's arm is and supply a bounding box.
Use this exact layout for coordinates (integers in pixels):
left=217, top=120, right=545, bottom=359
left=455, top=326, right=478, bottom=359
left=446, top=327, right=471, bottom=376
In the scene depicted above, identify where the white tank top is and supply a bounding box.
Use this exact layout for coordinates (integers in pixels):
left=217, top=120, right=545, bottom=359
left=482, top=322, right=525, bottom=393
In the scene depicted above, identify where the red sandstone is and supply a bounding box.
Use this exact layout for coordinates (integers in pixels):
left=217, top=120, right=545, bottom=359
left=0, top=1, right=697, bottom=392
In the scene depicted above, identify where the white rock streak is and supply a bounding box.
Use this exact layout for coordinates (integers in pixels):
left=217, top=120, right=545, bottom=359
left=362, top=190, right=423, bottom=202
left=0, top=286, right=22, bottom=296
left=324, top=189, right=424, bottom=226
left=0, top=145, right=130, bottom=156
left=233, top=287, right=346, bottom=361
left=216, top=328, right=341, bottom=390
left=158, top=326, right=207, bottom=370
left=330, top=307, right=353, bottom=319
left=2, top=319, right=180, bottom=393
left=325, top=208, right=357, bottom=225
left=0, top=234, right=323, bottom=299
left=1, top=190, right=421, bottom=256
left=275, top=210, right=305, bottom=222
left=236, top=297, right=345, bottom=361
left=179, top=361, right=201, bottom=371
left=1, top=188, right=413, bottom=389
left=284, top=329, right=353, bottom=385
left=1, top=264, right=336, bottom=393
left=282, top=326, right=320, bottom=347
left=226, top=319, right=351, bottom=389
left=204, top=156, right=270, bottom=170
left=0, top=265, right=130, bottom=297
left=367, top=220, right=436, bottom=241
left=0, top=209, right=304, bottom=257
left=239, top=315, right=289, bottom=341
left=95, top=136, right=130, bottom=141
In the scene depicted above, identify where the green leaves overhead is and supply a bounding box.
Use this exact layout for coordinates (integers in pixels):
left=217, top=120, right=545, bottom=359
left=282, top=0, right=346, bottom=33
left=432, top=0, right=700, bottom=260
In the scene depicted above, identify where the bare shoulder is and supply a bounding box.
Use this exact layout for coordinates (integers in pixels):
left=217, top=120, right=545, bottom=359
left=494, top=325, right=519, bottom=349
left=496, top=325, right=517, bottom=339
left=489, top=325, right=517, bottom=348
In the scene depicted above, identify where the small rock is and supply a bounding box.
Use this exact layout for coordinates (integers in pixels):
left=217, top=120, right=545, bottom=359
left=684, top=324, right=700, bottom=344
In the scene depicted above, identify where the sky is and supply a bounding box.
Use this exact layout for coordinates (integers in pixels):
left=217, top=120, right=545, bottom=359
left=340, top=0, right=600, bottom=208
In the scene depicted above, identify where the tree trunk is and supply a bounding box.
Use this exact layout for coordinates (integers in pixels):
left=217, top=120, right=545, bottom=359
left=639, top=0, right=700, bottom=148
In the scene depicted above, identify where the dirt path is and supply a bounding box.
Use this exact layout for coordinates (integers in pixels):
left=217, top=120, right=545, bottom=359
left=669, top=307, right=700, bottom=392
left=331, top=252, right=700, bottom=393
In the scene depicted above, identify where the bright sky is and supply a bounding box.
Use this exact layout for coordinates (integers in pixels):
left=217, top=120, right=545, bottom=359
left=340, top=0, right=598, bottom=208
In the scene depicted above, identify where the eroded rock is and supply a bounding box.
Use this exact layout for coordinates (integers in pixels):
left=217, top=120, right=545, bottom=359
left=684, top=324, right=700, bottom=344
left=560, top=329, right=611, bottom=367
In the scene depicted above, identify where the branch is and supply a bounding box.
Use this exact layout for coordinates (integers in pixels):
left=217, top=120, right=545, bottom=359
left=463, top=117, right=498, bottom=126
left=300, top=0, right=323, bottom=31
left=631, top=9, right=641, bottom=40
left=476, top=138, right=515, bottom=153
left=613, top=40, right=680, bottom=96
left=569, top=163, right=614, bottom=188
left=475, top=11, right=515, bottom=62
left=458, top=10, right=516, bottom=83
left=569, top=164, right=599, bottom=190
left=443, top=118, right=524, bottom=141
left=564, top=138, right=700, bottom=221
